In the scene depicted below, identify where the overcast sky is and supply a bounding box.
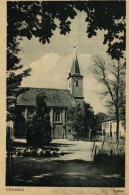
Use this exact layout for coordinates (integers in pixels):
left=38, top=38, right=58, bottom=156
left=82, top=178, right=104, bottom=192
left=18, top=10, right=109, bottom=114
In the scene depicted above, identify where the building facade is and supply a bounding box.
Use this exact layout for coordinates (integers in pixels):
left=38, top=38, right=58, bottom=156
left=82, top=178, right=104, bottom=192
left=9, top=46, right=84, bottom=139
left=101, top=119, right=125, bottom=138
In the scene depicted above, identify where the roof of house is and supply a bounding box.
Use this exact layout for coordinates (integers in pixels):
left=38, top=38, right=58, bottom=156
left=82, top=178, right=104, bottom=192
left=17, top=87, right=77, bottom=108
left=102, top=116, right=116, bottom=123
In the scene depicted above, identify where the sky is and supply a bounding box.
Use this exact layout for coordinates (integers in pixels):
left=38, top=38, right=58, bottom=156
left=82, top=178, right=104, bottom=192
left=18, top=10, right=109, bottom=114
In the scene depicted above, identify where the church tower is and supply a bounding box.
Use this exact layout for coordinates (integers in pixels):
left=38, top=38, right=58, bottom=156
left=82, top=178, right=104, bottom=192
left=68, top=44, right=84, bottom=107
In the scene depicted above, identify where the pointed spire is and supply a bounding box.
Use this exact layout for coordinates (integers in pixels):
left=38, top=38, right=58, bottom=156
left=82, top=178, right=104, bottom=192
left=71, top=41, right=80, bottom=74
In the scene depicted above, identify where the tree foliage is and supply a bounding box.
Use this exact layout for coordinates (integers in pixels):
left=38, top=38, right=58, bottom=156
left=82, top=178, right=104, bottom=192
left=66, top=104, right=85, bottom=140
left=92, top=55, right=125, bottom=140
left=26, top=92, right=52, bottom=147
left=95, top=112, right=107, bottom=131
left=76, top=1, right=126, bottom=60
left=84, top=102, right=96, bottom=135
left=66, top=102, right=98, bottom=139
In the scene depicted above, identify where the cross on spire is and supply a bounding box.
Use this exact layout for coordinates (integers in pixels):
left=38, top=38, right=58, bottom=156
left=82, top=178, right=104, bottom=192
left=74, top=40, right=76, bottom=49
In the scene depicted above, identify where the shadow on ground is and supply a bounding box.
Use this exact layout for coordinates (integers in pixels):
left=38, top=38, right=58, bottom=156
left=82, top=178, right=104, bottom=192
left=6, top=157, right=125, bottom=187
left=7, top=140, right=125, bottom=187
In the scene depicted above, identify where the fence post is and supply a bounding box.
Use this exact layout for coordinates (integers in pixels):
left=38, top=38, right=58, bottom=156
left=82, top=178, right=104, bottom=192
left=94, top=145, right=97, bottom=161
left=91, top=141, right=95, bottom=158
left=102, top=140, right=105, bottom=153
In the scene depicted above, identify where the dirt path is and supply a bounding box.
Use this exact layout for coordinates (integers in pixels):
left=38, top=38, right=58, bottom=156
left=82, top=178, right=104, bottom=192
left=50, top=139, right=102, bottom=161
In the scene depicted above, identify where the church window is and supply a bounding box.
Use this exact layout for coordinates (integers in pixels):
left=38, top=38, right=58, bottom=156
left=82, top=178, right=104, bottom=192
left=54, top=110, right=63, bottom=123
left=76, top=80, right=78, bottom=86
left=61, top=112, right=63, bottom=122
left=55, top=112, right=60, bottom=122
left=103, top=129, right=105, bottom=135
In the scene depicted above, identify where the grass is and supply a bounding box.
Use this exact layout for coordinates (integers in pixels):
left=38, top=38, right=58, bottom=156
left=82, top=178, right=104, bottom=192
left=93, top=141, right=125, bottom=180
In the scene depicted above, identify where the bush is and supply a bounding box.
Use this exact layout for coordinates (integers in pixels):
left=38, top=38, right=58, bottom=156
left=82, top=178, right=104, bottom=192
left=26, top=92, right=52, bottom=147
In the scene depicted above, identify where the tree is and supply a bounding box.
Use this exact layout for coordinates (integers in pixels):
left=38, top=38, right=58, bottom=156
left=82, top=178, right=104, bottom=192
left=66, top=102, right=97, bottom=140
left=26, top=92, right=52, bottom=147
left=83, top=102, right=96, bottom=136
left=92, top=56, right=125, bottom=141
left=66, top=104, right=85, bottom=140
left=95, top=112, right=107, bottom=131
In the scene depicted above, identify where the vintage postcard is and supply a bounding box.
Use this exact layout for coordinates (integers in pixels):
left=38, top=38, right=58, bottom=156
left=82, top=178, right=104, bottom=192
left=0, top=0, right=128, bottom=194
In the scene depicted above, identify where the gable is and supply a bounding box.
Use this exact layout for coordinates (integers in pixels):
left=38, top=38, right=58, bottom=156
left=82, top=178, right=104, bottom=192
left=17, top=87, right=77, bottom=108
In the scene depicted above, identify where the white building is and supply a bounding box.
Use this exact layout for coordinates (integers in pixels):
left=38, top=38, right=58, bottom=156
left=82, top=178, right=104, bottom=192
left=102, top=118, right=125, bottom=138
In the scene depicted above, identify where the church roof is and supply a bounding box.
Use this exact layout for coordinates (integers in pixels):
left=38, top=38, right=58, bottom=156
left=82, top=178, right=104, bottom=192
left=71, top=51, right=80, bottom=74
left=17, top=87, right=77, bottom=108
left=71, top=46, right=80, bottom=74
left=70, top=45, right=83, bottom=77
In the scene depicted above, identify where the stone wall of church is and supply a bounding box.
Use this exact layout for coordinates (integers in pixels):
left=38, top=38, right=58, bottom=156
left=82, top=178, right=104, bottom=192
left=75, top=98, right=84, bottom=108
left=8, top=103, right=78, bottom=140
left=14, top=106, right=67, bottom=139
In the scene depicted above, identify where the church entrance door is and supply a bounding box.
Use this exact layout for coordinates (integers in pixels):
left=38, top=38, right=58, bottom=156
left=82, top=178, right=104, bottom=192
left=54, top=124, right=64, bottom=139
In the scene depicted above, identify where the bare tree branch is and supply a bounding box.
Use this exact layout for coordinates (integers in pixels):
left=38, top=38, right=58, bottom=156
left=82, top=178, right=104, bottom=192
left=92, top=55, right=125, bottom=141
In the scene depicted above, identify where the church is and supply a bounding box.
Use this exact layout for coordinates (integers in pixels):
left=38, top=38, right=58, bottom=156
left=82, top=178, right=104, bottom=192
left=14, top=46, right=84, bottom=139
